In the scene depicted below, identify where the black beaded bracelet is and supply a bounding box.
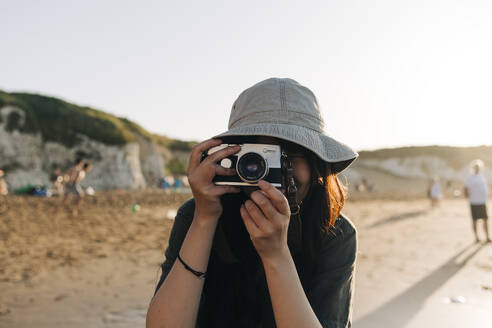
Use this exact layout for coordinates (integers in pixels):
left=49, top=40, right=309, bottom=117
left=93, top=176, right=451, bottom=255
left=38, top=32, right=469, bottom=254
left=177, top=253, right=207, bottom=279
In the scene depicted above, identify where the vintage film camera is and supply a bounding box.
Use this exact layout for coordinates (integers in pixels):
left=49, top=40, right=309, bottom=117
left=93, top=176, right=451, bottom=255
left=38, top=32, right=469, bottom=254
left=202, top=143, right=283, bottom=187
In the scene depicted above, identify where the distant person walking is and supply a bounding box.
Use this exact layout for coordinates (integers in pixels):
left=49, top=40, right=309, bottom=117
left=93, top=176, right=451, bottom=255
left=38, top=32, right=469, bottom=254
left=60, top=159, right=91, bottom=216
left=464, top=160, right=490, bottom=243
left=72, top=162, right=91, bottom=216
left=429, top=176, right=442, bottom=207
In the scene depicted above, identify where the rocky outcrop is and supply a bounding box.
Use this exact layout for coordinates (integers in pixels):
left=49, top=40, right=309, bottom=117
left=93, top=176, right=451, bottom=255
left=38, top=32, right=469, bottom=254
left=0, top=105, right=166, bottom=190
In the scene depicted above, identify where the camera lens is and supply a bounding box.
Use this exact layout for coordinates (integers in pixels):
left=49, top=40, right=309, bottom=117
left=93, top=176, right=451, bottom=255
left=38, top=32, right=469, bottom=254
left=237, top=152, right=268, bottom=182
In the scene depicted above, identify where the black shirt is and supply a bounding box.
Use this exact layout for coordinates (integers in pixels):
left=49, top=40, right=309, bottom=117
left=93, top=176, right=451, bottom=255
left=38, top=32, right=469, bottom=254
left=154, top=198, right=357, bottom=328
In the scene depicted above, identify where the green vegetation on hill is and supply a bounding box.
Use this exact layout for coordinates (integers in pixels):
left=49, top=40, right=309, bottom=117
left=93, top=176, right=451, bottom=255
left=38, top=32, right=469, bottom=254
left=118, top=118, right=197, bottom=151
left=165, top=157, right=188, bottom=175
left=0, top=90, right=196, bottom=151
left=153, top=136, right=197, bottom=152
left=0, top=90, right=135, bottom=146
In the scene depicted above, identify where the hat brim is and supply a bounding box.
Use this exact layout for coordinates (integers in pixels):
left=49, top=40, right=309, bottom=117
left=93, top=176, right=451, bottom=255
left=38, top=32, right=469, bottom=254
left=214, top=123, right=358, bottom=174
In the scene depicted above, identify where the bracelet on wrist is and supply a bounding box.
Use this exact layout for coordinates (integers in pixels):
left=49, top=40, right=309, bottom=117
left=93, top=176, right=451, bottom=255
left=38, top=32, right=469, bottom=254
left=177, top=253, right=207, bottom=279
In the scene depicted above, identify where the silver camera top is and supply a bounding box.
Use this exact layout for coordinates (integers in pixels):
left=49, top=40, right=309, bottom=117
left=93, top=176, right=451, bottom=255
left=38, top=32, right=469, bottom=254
left=206, top=143, right=282, bottom=187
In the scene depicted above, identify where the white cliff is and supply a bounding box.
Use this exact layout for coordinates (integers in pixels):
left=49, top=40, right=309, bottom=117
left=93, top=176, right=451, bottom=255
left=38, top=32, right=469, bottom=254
left=0, top=105, right=166, bottom=190
left=354, top=156, right=492, bottom=182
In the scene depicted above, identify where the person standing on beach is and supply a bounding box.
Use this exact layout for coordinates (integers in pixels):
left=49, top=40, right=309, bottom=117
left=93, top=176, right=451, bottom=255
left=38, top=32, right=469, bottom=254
left=464, top=160, right=490, bottom=243
left=71, top=162, right=92, bottom=216
left=429, top=176, right=442, bottom=208
left=60, top=159, right=90, bottom=216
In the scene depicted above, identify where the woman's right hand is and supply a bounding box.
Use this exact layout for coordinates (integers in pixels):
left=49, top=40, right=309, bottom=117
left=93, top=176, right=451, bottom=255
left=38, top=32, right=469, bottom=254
left=187, top=138, right=241, bottom=222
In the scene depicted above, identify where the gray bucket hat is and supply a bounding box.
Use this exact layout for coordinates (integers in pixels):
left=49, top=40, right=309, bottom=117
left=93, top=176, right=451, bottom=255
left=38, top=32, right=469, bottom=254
left=215, top=78, right=358, bottom=174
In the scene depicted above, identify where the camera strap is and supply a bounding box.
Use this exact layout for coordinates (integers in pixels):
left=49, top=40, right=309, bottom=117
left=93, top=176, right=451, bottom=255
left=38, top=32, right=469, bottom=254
left=282, top=152, right=302, bottom=255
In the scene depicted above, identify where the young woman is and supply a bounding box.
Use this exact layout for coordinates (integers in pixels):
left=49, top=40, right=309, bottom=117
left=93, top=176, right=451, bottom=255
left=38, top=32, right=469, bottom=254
left=146, top=78, right=359, bottom=328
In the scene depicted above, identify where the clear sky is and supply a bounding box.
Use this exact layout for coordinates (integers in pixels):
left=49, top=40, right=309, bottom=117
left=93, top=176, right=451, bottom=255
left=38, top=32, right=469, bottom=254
left=1, top=0, right=491, bottom=151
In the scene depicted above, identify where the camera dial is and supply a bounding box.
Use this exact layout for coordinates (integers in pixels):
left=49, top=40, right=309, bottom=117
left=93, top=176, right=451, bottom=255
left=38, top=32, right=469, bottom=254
left=220, top=158, right=233, bottom=168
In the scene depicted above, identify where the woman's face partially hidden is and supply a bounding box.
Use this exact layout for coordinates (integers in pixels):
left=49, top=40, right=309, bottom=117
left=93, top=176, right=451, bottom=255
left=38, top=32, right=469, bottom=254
left=287, top=154, right=312, bottom=204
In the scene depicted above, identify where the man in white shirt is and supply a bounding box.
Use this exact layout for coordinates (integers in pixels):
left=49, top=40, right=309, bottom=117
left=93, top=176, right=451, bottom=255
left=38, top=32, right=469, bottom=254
left=464, top=160, right=490, bottom=243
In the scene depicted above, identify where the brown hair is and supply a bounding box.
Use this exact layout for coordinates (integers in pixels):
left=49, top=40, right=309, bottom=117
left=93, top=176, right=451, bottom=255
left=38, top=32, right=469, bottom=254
left=307, top=151, right=347, bottom=235
left=282, top=139, right=347, bottom=234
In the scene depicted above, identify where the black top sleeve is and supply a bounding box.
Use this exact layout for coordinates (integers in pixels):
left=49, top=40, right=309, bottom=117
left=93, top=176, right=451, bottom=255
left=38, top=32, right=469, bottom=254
left=305, top=215, right=357, bottom=328
left=154, top=198, right=196, bottom=296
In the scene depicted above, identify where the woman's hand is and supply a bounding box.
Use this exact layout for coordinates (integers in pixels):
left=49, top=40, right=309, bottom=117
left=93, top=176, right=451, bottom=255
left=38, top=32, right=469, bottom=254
left=187, top=139, right=241, bottom=221
left=240, top=180, right=291, bottom=261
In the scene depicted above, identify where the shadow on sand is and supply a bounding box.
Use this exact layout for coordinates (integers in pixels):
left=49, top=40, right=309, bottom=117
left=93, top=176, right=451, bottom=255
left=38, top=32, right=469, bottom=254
left=354, top=243, right=484, bottom=328
left=366, top=210, right=428, bottom=229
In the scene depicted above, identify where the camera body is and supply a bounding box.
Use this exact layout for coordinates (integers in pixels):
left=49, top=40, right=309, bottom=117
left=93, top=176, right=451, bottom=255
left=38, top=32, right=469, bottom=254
left=203, top=143, right=283, bottom=187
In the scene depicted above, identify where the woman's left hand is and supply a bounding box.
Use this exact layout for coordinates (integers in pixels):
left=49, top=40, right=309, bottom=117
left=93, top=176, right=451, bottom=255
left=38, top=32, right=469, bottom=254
left=240, top=180, right=291, bottom=261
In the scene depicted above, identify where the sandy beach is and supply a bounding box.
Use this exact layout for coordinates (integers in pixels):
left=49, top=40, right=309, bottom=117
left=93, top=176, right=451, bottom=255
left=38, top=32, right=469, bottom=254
left=0, top=191, right=491, bottom=327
